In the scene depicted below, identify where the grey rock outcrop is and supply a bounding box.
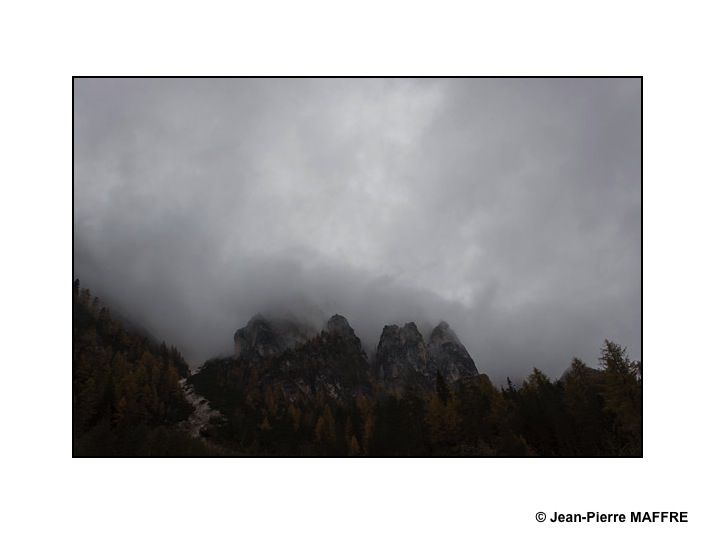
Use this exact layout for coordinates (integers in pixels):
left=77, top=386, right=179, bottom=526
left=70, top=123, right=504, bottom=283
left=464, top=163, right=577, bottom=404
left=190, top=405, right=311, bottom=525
left=238, top=313, right=372, bottom=401
left=374, top=322, right=437, bottom=390
left=325, top=314, right=354, bottom=337
left=373, top=320, right=479, bottom=390
left=234, top=314, right=315, bottom=360
left=324, top=313, right=365, bottom=352
left=427, top=321, right=479, bottom=383
left=232, top=313, right=479, bottom=393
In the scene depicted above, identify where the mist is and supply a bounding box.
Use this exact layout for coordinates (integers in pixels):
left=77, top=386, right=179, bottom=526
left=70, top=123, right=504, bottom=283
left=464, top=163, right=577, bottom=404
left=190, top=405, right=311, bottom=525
left=73, top=77, right=640, bottom=383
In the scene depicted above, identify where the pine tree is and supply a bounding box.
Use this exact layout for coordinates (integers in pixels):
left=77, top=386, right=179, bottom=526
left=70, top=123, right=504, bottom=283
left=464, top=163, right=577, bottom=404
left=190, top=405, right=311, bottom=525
left=599, top=341, right=641, bottom=454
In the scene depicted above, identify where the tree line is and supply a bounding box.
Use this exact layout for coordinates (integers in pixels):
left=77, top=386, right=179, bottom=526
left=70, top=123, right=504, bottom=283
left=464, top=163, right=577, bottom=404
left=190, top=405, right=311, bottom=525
left=73, top=280, right=208, bottom=456
left=73, top=279, right=641, bottom=456
left=192, top=339, right=641, bottom=456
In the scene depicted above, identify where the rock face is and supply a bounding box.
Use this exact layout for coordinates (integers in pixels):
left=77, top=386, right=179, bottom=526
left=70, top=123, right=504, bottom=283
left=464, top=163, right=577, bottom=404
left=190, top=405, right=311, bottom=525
left=427, top=321, right=479, bottom=383
left=324, top=314, right=364, bottom=353
left=274, top=314, right=372, bottom=401
left=374, top=320, right=478, bottom=389
left=374, top=322, right=436, bottom=390
left=234, top=314, right=315, bottom=360
left=216, top=314, right=372, bottom=402
left=325, top=314, right=354, bottom=338
left=226, top=314, right=478, bottom=397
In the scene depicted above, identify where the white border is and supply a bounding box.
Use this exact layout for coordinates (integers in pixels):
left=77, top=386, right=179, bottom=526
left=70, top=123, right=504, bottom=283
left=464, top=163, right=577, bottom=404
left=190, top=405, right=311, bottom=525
left=2, top=1, right=719, bottom=538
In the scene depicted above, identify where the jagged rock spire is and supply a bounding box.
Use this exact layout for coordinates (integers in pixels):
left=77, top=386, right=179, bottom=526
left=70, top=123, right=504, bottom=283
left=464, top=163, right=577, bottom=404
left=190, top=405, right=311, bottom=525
left=428, top=321, right=479, bottom=382
left=234, top=314, right=315, bottom=360
left=374, top=322, right=436, bottom=390
left=326, top=314, right=354, bottom=336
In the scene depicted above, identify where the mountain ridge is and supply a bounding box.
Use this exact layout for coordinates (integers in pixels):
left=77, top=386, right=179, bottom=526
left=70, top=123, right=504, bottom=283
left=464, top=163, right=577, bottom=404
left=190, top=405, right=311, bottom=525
left=228, top=312, right=480, bottom=395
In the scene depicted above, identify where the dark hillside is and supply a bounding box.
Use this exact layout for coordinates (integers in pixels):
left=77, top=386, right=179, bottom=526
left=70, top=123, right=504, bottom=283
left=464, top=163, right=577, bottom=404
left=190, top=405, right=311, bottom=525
left=72, top=279, right=208, bottom=456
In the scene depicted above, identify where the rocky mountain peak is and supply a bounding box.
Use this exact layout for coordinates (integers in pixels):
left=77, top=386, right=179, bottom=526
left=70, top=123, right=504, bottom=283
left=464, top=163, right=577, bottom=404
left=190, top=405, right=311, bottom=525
left=379, top=322, right=423, bottom=343
left=429, top=320, right=459, bottom=344
left=374, top=322, right=436, bottom=390
left=234, top=314, right=315, bottom=360
left=325, top=314, right=354, bottom=337
left=232, top=312, right=479, bottom=391
left=323, top=314, right=365, bottom=355
left=427, top=321, right=478, bottom=383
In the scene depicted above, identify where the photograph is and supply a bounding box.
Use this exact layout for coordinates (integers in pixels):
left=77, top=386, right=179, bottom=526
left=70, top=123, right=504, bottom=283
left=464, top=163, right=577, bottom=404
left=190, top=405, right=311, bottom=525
left=5, top=1, right=720, bottom=538
left=73, top=77, right=641, bottom=457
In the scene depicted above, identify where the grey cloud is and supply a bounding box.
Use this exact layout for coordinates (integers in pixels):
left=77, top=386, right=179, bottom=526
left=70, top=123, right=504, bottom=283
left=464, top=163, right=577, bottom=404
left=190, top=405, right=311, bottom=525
left=73, top=77, right=641, bottom=383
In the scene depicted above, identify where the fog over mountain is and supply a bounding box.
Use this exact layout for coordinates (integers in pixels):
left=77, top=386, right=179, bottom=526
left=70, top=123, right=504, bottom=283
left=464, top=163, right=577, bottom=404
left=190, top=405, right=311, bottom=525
left=73, top=77, right=640, bottom=383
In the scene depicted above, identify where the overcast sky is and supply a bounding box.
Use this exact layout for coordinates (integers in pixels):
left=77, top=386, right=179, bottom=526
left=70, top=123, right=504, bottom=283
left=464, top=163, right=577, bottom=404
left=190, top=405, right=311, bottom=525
left=73, top=78, right=640, bottom=382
